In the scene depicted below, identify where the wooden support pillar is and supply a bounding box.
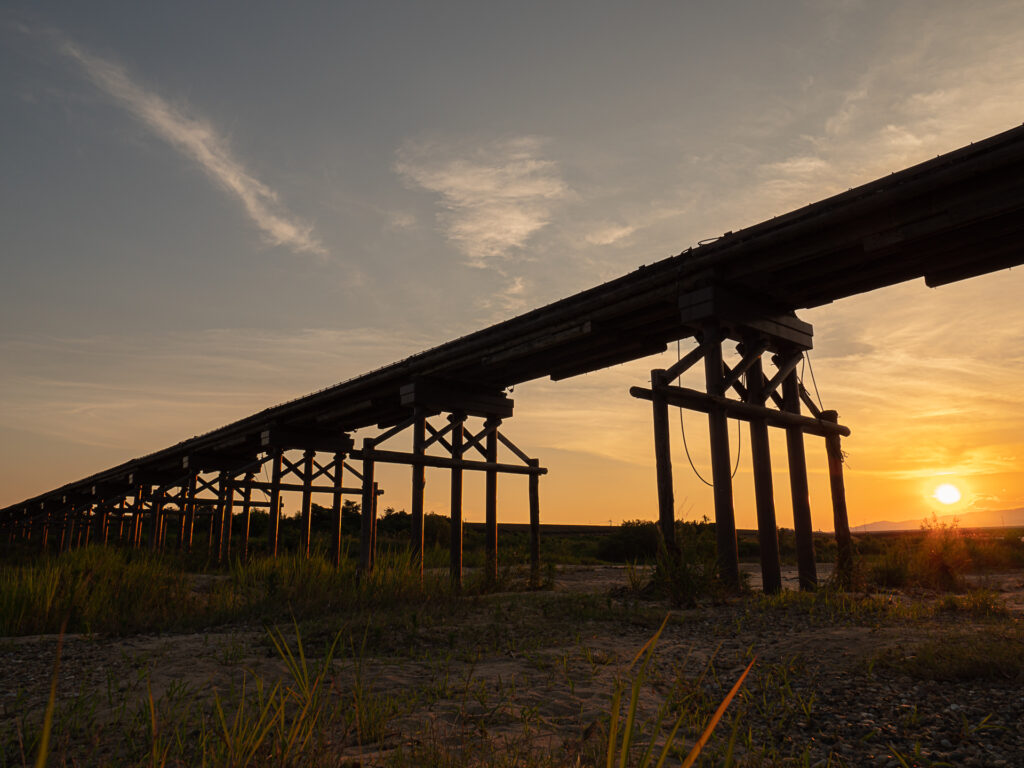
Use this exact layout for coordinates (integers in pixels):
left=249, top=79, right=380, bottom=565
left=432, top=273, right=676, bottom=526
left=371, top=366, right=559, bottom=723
left=651, top=369, right=678, bottom=555
left=484, top=417, right=500, bottom=585
left=371, top=482, right=379, bottom=568
left=218, top=471, right=233, bottom=564
left=150, top=488, right=164, bottom=552
left=529, top=459, right=541, bottom=587
left=117, top=499, right=126, bottom=545
left=99, top=506, right=109, bottom=546
left=822, top=410, right=854, bottom=589
left=745, top=349, right=782, bottom=594
left=268, top=448, right=283, bottom=557
left=449, top=412, right=465, bottom=590
left=300, top=449, right=315, bottom=559
left=331, top=454, right=344, bottom=568
left=67, top=510, right=77, bottom=551
left=703, top=324, right=740, bottom=589
left=782, top=369, right=817, bottom=590
left=241, top=472, right=254, bottom=562
left=40, top=511, right=50, bottom=553
left=359, top=438, right=376, bottom=573
left=81, top=508, right=91, bottom=547
left=207, top=499, right=216, bottom=558
left=183, top=474, right=197, bottom=552
left=58, top=508, right=68, bottom=552
left=133, top=488, right=147, bottom=549
left=411, top=412, right=426, bottom=579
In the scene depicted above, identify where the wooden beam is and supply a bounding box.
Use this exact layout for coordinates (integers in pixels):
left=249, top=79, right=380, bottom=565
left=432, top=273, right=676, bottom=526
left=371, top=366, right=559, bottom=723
left=350, top=449, right=547, bottom=475
left=332, top=452, right=344, bottom=569
left=300, top=449, right=315, bottom=559
left=449, top=413, right=465, bottom=591
left=745, top=350, right=781, bottom=594
left=662, top=342, right=706, bottom=383
left=529, top=459, right=541, bottom=588
left=629, top=386, right=851, bottom=438
left=650, top=370, right=677, bottom=556
left=359, top=438, right=375, bottom=573
left=268, top=448, right=283, bottom=557
left=703, top=322, right=740, bottom=590
left=782, top=372, right=817, bottom=591
left=822, top=410, right=853, bottom=589
left=485, top=417, right=500, bottom=584
left=240, top=472, right=254, bottom=562
left=411, top=412, right=426, bottom=580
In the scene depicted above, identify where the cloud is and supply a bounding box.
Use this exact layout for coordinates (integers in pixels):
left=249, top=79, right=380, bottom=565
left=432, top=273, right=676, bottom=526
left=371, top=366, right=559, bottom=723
left=722, top=3, right=1024, bottom=223
left=0, top=327, right=434, bottom=451
left=584, top=223, right=636, bottom=247
left=394, top=136, right=569, bottom=268
left=49, top=31, right=325, bottom=256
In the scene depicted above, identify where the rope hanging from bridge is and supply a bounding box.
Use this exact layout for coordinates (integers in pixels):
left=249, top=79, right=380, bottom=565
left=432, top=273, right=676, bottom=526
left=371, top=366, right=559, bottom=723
left=675, top=340, right=741, bottom=487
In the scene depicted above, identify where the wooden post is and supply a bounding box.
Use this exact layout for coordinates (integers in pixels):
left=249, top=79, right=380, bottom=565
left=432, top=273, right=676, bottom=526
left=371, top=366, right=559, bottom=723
left=485, top=417, right=500, bottom=585
left=150, top=487, right=164, bottom=552
left=67, top=510, right=77, bottom=551
left=40, top=510, right=50, bottom=553
left=241, top=472, right=254, bottom=562
left=183, top=474, right=197, bottom=552
left=411, top=412, right=426, bottom=580
left=371, top=482, right=379, bottom=568
left=82, top=508, right=91, bottom=547
left=651, top=369, right=678, bottom=556
left=745, top=349, right=782, bottom=594
left=99, top=506, right=109, bottom=546
left=219, top=472, right=234, bottom=563
left=449, top=412, right=465, bottom=590
left=117, top=499, right=126, bottom=545
left=822, top=411, right=854, bottom=589
left=268, top=448, right=283, bottom=557
left=133, top=487, right=147, bottom=549
left=359, top=438, right=376, bottom=573
left=703, top=324, right=740, bottom=589
left=58, top=508, right=68, bottom=552
left=207, top=498, right=216, bottom=558
left=331, top=453, right=344, bottom=568
left=529, top=459, right=541, bottom=587
left=300, top=449, right=315, bottom=559
left=782, top=369, right=817, bottom=590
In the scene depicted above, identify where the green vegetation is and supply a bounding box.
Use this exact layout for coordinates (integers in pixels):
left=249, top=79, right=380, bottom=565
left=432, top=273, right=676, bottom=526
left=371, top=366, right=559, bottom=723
left=3, top=517, right=1023, bottom=767
left=872, top=626, right=1024, bottom=682
left=860, top=518, right=1024, bottom=592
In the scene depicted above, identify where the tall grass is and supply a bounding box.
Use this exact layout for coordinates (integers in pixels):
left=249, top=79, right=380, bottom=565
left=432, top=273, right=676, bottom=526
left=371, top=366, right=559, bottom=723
left=863, top=517, right=1019, bottom=591
left=0, top=547, right=195, bottom=635
left=0, top=546, right=456, bottom=637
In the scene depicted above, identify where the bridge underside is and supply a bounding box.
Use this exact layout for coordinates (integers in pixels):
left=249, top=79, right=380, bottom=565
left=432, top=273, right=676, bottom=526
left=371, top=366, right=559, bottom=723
left=4, top=124, right=1024, bottom=589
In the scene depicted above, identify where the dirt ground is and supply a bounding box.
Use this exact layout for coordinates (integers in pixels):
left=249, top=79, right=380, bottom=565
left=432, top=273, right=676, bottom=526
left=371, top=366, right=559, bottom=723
left=3, top=565, right=1023, bottom=766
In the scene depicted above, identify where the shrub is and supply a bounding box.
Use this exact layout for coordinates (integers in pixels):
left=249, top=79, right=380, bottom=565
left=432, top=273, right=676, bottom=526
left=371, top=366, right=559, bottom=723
left=597, top=520, right=661, bottom=562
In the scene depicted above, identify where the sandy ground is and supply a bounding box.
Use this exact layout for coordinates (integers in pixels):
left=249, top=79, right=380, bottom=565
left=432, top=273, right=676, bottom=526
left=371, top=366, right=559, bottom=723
left=3, top=565, right=1023, bottom=765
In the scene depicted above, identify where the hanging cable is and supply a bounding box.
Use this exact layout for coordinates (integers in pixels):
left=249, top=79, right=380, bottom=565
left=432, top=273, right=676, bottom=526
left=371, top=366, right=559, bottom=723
left=804, top=350, right=824, bottom=411
left=678, top=405, right=714, bottom=487
left=674, top=340, right=742, bottom=486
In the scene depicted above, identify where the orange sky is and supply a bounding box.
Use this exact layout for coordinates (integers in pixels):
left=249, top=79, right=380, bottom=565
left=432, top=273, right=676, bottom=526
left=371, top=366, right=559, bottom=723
left=3, top=3, right=1024, bottom=531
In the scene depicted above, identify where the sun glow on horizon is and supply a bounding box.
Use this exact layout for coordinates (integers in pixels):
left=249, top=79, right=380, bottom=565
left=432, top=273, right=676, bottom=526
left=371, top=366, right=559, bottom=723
left=933, top=483, right=962, bottom=505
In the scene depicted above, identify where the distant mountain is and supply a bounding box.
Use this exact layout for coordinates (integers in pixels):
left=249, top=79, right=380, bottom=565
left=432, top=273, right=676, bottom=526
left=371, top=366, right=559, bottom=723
left=852, top=507, right=1024, bottom=533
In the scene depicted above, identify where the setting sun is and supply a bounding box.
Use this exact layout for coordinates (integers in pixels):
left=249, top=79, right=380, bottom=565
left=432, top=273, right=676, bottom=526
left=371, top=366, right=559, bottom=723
left=933, top=483, right=962, bottom=505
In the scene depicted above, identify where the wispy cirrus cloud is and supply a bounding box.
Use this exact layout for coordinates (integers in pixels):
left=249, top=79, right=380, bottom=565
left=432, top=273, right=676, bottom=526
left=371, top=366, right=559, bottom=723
left=48, top=30, right=325, bottom=256
left=748, top=3, right=1024, bottom=217
left=394, top=136, right=569, bottom=268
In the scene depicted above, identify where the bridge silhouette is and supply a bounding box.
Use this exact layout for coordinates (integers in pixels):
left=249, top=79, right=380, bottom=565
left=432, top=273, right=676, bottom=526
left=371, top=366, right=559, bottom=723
left=4, top=124, right=1024, bottom=592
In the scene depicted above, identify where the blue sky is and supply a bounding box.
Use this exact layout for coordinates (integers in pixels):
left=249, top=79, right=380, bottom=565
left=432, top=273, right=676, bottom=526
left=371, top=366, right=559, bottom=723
left=3, top=1, right=1024, bottom=526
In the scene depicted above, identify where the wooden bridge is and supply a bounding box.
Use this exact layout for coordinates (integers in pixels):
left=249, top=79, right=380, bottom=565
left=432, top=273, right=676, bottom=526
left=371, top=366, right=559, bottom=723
left=4, top=123, right=1024, bottom=592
